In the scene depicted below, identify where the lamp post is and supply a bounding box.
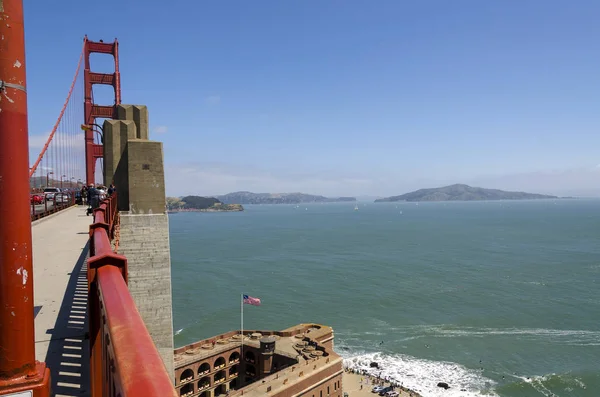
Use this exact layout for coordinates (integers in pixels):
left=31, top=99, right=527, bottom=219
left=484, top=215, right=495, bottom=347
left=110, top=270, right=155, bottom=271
left=46, top=171, right=54, bottom=187
left=60, top=174, right=66, bottom=189
left=81, top=123, right=104, bottom=144
left=70, top=177, right=75, bottom=188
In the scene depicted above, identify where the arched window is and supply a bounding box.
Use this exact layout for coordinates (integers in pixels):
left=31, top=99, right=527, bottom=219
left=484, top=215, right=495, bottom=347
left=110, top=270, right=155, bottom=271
left=180, top=383, right=193, bottom=397
left=245, top=364, right=256, bottom=378
left=214, top=370, right=226, bottom=384
left=245, top=351, right=255, bottom=364
left=198, top=362, right=210, bottom=375
left=198, top=376, right=210, bottom=391
left=179, top=368, right=193, bottom=384
left=229, top=351, right=240, bottom=364
left=214, top=356, right=226, bottom=369
left=214, top=384, right=227, bottom=397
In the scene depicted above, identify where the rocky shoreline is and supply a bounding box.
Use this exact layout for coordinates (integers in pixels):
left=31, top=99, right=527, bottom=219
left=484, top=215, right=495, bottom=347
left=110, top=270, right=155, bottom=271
left=343, top=370, right=422, bottom=396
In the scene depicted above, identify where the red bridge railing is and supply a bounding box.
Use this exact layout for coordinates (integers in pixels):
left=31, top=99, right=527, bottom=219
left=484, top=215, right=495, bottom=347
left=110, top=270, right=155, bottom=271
left=30, top=192, right=77, bottom=221
left=88, top=193, right=177, bottom=396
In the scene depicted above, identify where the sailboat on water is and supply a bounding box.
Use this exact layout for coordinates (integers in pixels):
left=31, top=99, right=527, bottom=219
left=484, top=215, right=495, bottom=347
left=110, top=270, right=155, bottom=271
left=354, top=204, right=359, bottom=211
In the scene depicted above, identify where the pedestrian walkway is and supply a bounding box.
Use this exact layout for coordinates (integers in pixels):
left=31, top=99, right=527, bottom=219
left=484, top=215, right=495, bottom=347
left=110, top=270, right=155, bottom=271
left=32, top=205, right=92, bottom=396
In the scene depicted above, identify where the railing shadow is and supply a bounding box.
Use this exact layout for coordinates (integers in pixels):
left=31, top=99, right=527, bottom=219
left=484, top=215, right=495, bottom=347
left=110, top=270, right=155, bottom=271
left=43, top=240, right=91, bottom=396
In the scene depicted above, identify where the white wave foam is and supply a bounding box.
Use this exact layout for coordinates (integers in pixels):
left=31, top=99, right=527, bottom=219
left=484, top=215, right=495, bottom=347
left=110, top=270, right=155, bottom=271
left=516, top=374, right=561, bottom=397
left=342, top=352, right=498, bottom=397
left=175, top=328, right=184, bottom=335
left=513, top=372, right=587, bottom=396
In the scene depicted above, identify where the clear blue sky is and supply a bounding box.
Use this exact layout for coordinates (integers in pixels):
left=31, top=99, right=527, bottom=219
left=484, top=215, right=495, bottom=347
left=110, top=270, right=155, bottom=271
left=24, top=1, right=600, bottom=197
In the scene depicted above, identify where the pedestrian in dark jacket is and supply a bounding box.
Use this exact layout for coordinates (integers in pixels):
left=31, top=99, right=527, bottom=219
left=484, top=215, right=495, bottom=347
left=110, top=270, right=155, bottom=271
left=86, top=184, right=100, bottom=216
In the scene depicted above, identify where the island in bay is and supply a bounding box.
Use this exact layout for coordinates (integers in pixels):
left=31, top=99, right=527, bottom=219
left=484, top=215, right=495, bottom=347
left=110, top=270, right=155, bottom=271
left=166, top=196, right=244, bottom=212
left=375, top=184, right=558, bottom=202
left=217, top=191, right=356, bottom=205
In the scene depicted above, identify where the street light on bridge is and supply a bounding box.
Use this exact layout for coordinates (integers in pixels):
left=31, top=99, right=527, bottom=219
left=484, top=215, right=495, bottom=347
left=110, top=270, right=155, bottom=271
left=81, top=123, right=104, bottom=144
left=46, top=171, right=54, bottom=187
left=60, top=174, right=66, bottom=189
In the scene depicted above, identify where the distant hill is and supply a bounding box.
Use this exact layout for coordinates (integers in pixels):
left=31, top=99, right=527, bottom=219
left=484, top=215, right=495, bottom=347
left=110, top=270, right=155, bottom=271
left=375, top=184, right=558, bottom=202
left=217, top=191, right=356, bottom=205
left=167, top=196, right=243, bottom=212
left=30, top=176, right=62, bottom=188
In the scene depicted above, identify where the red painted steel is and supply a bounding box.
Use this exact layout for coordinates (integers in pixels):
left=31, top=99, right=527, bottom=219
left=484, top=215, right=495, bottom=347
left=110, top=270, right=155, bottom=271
left=87, top=194, right=177, bottom=396
left=0, top=0, right=51, bottom=394
left=83, top=37, right=122, bottom=185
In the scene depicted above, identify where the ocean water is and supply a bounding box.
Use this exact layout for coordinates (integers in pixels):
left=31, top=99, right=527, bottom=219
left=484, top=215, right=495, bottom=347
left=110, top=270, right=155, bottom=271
left=169, top=199, right=600, bottom=397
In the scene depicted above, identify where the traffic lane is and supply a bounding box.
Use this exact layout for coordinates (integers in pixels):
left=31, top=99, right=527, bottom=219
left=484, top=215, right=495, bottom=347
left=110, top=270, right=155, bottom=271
left=30, top=201, right=73, bottom=216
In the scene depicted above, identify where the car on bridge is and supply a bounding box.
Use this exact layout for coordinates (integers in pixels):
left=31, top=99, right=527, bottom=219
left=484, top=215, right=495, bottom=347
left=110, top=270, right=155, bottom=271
left=30, top=193, right=44, bottom=205
left=43, top=187, right=61, bottom=201
left=54, top=192, right=71, bottom=204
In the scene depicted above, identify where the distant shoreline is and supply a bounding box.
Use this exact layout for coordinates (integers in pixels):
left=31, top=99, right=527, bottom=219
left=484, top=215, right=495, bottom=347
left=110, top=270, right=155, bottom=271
left=168, top=208, right=243, bottom=213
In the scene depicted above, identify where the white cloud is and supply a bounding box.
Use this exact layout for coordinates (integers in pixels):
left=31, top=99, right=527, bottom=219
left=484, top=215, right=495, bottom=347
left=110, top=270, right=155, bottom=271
left=153, top=125, right=168, bottom=134
left=165, top=162, right=378, bottom=197
left=164, top=162, right=600, bottom=198
left=29, top=131, right=85, bottom=150
left=28, top=133, right=51, bottom=149
left=204, top=95, right=221, bottom=105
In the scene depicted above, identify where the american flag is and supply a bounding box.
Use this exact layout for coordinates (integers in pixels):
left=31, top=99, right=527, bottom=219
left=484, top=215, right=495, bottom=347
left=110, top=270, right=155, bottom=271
left=243, top=294, right=261, bottom=306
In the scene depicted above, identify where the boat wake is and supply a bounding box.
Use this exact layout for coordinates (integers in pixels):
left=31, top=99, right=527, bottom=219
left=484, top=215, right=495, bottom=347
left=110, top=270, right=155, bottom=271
left=341, top=351, right=498, bottom=397
left=375, top=325, right=600, bottom=346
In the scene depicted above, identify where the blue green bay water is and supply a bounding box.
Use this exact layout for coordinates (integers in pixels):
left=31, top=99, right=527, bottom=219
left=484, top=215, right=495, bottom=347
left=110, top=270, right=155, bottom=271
left=170, top=199, right=600, bottom=397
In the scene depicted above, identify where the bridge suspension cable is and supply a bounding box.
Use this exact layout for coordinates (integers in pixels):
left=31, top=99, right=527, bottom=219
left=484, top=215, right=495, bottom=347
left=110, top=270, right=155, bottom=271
left=29, top=41, right=86, bottom=191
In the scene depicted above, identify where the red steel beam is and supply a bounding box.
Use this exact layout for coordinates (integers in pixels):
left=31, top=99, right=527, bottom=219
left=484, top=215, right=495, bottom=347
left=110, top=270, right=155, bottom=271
left=88, top=71, right=115, bottom=85
left=0, top=0, right=51, bottom=395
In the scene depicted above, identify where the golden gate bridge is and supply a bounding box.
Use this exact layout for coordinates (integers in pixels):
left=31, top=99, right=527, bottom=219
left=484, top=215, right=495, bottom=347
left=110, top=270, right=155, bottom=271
left=1, top=0, right=177, bottom=395
left=29, top=35, right=119, bottom=202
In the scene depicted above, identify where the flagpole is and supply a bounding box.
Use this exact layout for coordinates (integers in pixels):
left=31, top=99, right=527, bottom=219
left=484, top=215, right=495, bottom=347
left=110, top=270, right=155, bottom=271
left=241, top=293, right=244, bottom=359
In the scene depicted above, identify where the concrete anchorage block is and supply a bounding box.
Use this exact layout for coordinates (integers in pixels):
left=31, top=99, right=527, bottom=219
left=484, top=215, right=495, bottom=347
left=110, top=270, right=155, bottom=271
left=103, top=119, right=137, bottom=187
left=116, top=104, right=149, bottom=140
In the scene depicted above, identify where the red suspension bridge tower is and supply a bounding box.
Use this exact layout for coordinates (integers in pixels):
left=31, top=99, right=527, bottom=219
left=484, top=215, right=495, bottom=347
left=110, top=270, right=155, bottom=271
left=83, top=36, right=122, bottom=185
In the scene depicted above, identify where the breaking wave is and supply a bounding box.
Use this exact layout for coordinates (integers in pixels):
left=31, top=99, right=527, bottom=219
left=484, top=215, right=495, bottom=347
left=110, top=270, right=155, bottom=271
left=342, top=352, right=498, bottom=397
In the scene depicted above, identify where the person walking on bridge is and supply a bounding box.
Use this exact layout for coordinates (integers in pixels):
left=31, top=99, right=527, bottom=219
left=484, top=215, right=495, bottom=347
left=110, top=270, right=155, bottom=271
left=81, top=185, right=88, bottom=205
left=86, top=184, right=100, bottom=216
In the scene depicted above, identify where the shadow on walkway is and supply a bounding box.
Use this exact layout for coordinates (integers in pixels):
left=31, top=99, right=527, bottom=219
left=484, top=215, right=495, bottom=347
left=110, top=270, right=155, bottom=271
left=42, top=241, right=90, bottom=396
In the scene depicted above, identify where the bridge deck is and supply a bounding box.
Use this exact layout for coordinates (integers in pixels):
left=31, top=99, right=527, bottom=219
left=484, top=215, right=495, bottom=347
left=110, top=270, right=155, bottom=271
left=32, top=206, right=91, bottom=396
